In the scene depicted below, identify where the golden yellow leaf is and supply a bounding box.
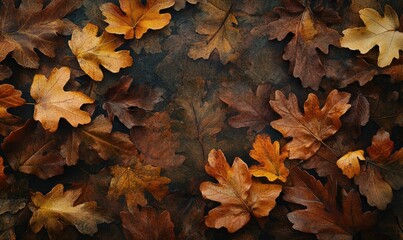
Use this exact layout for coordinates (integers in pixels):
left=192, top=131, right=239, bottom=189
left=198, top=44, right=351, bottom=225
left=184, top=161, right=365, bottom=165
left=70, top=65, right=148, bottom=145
left=68, top=23, right=133, bottom=81
left=30, top=67, right=94, bottom=132
left=249, top=134, right=289, bottom=182
left=336, top=150, right=365, bottom=179
left=340, top=5, right=403, bottom=67
left=100, top=0, right=175, bottom=39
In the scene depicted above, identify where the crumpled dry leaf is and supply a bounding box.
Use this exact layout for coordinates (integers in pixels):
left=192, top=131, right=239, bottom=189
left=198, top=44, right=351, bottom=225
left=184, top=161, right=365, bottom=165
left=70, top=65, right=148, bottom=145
left=270, top=89, right=351, bottom=160
left=340, top=5, right=403, bottom=67
left=249, top=134, right=289, bottom=182
left=200, top=149, right=282, bottom=233
left=30, top=67, right=94, bottom=132
left=29, top=184, right=110, bottom=236
left=336, top=150, right=365, bottom=179
left=100, top=0, right=175, bottom=39
left=188, top=0, right=242, bottom=64
left=68, top=23, right=133, bottom=81
left=0, top=84, right=25, bottom=137
left=0, top=0, right=82, bottom=68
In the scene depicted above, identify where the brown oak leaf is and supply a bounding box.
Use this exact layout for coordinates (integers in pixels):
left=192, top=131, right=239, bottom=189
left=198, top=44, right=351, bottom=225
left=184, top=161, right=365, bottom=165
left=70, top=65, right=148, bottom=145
left=270, top=89, right=351, bottom=160
left=121, top=207, right=175, bottom=240
left=0, top=0, right=82, bottom=68
left=200, top=149, right=282, bottom=233
left=0, top=84, right=25, bottom=137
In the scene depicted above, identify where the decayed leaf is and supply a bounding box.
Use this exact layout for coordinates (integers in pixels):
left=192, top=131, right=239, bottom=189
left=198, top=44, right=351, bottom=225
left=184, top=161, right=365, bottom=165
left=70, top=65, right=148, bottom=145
left=249, top=134, right=289, bottom=182
left=0, top=84, right=25, bottom=136
left=121, top=208, right=175, bottom=240
left=102, top=76, right=164, bottom=129
left=284, top=168, right=377, bottom=240
left=108, top=163, right=171, bottom=213
left=2, top=120, right=65, bottom=179
left=174, top=0, right=205, bottom=11
left=30, top=67, right=94, bottom=132
left=100, top=0, right=175, bottom=39
left=188, top=0, right=242, bottom=64
left=263, top=0, right=340, bottom=89
left=219, top=82, right=273, bottom=133
left=270, top=90, right=351, bottom=160
left=29, top=184, right=110, bottom=236
left=60, top=115, right=138, bottom=166
left=340, top=5, right=403, bottom=67
left=68, top=23, right=133, bottom=81
left=0, top=0, right=82, bottom=68
left=200, top=149, right=282, bottom=233
left=336, top=150, right=365, bottom=179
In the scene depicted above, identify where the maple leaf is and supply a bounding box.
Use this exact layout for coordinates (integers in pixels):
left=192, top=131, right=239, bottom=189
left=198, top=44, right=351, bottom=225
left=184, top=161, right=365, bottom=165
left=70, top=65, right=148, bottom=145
left=121, top=208, right=175, bottom=240
left=284, top=168, right=377, bottom=240
left=108, top=162, right=171, bottom=213
left=249, top=134, right=289, bottom=182
left=340, top=5, right=403, bottom=67
left=263, top=0, right=340, bottom=90
left=2, top=120, right=65, bottom=179
left=200, top=149, right=282, bottom=233
left=0, top=84, right=25, bottom=137
left=336, top=150, right=365, bottom=179
left=219, top=82, right=273, bottom=133
left=188, top=0, right=242, bottom=64
left=60, top=115, right=138, bottom=166
left=29, top=184, right=110, bottom=236
left=0, top=0, right=82, bottom=68
left=270, top=90, right=351, bottom=160
left=102, top=76, right=164, bottom=129
left=30, top=67, right=94, bottom=132
left=68, top=23, right=133, bottom=81
left=100, top=0, right=175, bottom=39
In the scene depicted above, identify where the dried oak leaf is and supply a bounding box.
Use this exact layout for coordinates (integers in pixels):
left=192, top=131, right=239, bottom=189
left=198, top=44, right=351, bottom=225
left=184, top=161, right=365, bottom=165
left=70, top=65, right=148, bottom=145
left=249, top=134, right=289, bottom=182
left=102, top=76, right=164, bottom=129
left=60, top=115, right=138, bottom=166
left=100, top=0, right=175, bottom=39
left=270, top=90, right=351, bottom=160
left=68, top=23, right=133, bottom=81
left=121, top=207, right=175, bottom=240
left=0, top=84, right=24, bottom=137
left=336, top=150, right=365, bottom=179
left=340, top=5, right=403, bottom=67
left=2, top=120, right=65, bottom=179
left=30, top=67, right=94, bottom=132
left=263, top=0, right=341, bottom=90
left=29, top=184, right=110, bottom=236
left=174, top=0, right=206, bottom=11
left=108, top=163, right=171, bottom=213
left=188, top=0, right=242, bottom=64
left=219, top=82, right=273, bottom=133
left=284, top=168, right=377, bottom=240
left=130, top=112, right=185, bottom=168
left=0, top=0, right=82, bottom=68
left=200, top=149, right=282, bottom=233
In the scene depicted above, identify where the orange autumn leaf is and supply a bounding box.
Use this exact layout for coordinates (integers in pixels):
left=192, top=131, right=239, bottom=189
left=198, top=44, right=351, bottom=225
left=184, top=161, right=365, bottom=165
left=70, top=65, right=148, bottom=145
left=270, top=90, right=351, bottom=160
left=0, top=84, right=25, bottom=136
left=30, top=67, right=94, bottom=132
left=336, top=150, right=365, bottom=179
left=100, top=0, right=175, bottom=40
left=249, top=134, right=289, bottom=182
left=68, top=23, right=133, bottom=81
left=0, top=156, right=6, bottom=180
left=200, top=149, right=282, bottom=233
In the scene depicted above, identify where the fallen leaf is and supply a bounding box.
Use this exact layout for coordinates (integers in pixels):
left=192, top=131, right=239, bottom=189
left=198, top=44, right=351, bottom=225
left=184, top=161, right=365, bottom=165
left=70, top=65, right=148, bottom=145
left=340, top=5, right=403, bottom=67
left=249, top=134, right=289, bottom=182
left=100, top=0, right=175, bottom=39
left=68, top=23, right=133, bottom=81
left=340, top=92, right=370, bottom=138
left=367, top=129, right=395, bottom=163
left=0, top=156, right=5, bottom=181
left=200, top=149, right=282, bottom=233
left=29, top=184, right=110, bottom=236
left=2, top=120, right=65, bottom=179
left=0, top=0, right=82, bottom=68
left=336, top=150, right=365, bottom=179
left=270, top=90, right=351, bottom=160
left=0, top=84, right=25, bottom=136
left=188, top=0, right=242, bottom=64
left=0, top=65, right=12, bottom=81
left=121, top=207, right=175, bottom=240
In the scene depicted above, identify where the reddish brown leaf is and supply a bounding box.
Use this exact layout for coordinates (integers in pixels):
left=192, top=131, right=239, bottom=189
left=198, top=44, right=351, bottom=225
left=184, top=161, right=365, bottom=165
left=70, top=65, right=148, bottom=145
left=367, top=129, right=395, bottom=163
left=0, top=84, right=25, bottom=137
left=0, top=156, right=6, bottom=181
